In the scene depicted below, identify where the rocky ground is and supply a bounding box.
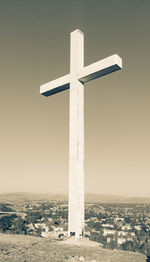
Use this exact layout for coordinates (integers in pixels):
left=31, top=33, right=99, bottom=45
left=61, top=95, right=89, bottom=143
left=0, top=233, right=147, bottom=262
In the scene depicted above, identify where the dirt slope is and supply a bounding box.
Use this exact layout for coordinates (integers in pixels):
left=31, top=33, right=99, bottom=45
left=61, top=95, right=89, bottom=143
left=0, top=233, right=146, bottom=262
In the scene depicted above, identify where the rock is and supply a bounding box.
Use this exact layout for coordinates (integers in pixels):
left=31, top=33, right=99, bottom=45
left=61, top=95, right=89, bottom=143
left=79, top=256, right=85, bottom=261
left=64, top=255, right=69, bottom=259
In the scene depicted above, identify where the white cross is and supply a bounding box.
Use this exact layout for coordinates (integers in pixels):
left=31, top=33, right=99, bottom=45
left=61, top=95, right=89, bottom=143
left=40, top=29, right=122, bottom=239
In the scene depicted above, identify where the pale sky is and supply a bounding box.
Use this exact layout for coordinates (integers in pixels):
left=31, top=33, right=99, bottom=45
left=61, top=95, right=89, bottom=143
left=0, top=0, right=150, bottom=197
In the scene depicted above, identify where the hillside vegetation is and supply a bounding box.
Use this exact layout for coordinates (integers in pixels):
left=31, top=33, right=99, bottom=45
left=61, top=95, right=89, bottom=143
left=0, top=233, right=146, bottom=262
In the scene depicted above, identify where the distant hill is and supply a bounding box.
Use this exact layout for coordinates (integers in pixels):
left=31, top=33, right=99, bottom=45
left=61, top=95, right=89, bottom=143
left=85, top=194, right=126, bottom=203
left=0, top=192, right=150, bottom=203
left=85, top=194, right=150, bottom=204
left=0, top=192, right=67, bottom=203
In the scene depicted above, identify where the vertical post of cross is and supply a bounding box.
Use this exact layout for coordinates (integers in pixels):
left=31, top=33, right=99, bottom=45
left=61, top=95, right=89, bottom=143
left=68, top=29, right=84, bottom=238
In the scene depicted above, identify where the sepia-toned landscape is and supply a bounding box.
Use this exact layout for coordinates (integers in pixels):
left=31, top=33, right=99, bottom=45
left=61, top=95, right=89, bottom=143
left=1, top=1, right=150, bottom=261
left=0, top=193, right=149, bottom=261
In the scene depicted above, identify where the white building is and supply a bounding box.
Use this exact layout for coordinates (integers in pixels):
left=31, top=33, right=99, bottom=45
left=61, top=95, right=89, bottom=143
left=118, top=231, right=128, bottom=237
left=122, top=224, right=132, bottom=231
left=117, top=238, right=126, bottom=245
left=115, top=217, right=124, bottom=221
left=103, top=229, right=115, bottom=236
left=134, top=225, right=141, bottom=231
left=102, top=224, right=114, bottom=228
left=107, top=237, right=111, bottom=243
left=35, top=223, right=46, bottom=229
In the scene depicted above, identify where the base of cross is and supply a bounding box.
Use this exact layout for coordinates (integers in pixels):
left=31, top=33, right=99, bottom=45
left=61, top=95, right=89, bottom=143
left=62, top=236, right=100, bottom=247
left=68, top=231, right=84, bottom=239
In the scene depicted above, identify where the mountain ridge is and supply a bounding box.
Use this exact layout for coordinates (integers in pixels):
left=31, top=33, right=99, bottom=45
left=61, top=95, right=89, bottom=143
left=0, top=192, right=150, bottom=203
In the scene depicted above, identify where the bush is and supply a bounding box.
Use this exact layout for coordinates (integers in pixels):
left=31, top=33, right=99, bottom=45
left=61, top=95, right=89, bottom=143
left=90, top=231, right=107, bottom=244
left=11, top=217, right=27, bottom=235
left=120, top=241, right=135, bottom=251
left=0, top=204, right=13, bottom=212
left=0, top=215, right=17, bottom=232
left=25, top=212, right=42, bottom=224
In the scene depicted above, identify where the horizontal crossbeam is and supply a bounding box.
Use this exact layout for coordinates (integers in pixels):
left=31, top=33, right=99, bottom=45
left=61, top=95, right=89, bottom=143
left=40, top=55, right=122, bottom=97
left=40, top=74, right=70, bottom=97
left=78, top=54, right=122, bottom=83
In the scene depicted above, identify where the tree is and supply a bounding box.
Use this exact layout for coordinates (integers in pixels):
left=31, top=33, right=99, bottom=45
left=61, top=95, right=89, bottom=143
left=0, top=203, right=13, bottom=212
left=0, top=215, right=17, bottom=232
left=90, top=232, right=106, bottom=245
left=124, top=217, right=131, bottom=224
left=12, top=217, right=27, bottom=235
left=106, top=240, right=117, bottom=250
left=140, top=242, right=150, bottom=256
left=94, top=222, right=100, bottom=231
left=140, top=225, right=148, bottom=236
left=121, top=241, right=135, bottom=252
left=25, top=212, right=42, bottom=224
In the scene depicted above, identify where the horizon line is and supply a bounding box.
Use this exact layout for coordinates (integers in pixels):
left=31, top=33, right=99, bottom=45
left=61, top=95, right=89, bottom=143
left=1, top=191, right=150, bottom=199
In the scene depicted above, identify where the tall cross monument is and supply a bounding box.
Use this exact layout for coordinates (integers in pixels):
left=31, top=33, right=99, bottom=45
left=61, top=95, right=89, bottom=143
left=40, top=29, right=122, bottom=238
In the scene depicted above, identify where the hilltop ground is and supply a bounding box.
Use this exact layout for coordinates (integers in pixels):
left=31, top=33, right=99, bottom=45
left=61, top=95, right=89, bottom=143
left=0, top=233, right=146, bottom=262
